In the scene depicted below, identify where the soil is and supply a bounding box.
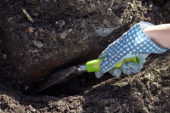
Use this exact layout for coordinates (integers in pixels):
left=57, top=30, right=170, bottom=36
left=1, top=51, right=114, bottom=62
left=0, top=0, right=159, bottom=82
left=0, top=0, right=170, bottom=113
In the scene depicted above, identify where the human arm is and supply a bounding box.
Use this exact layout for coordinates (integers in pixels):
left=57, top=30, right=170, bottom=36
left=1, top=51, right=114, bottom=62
left=144, top=24, right=170, bottom=49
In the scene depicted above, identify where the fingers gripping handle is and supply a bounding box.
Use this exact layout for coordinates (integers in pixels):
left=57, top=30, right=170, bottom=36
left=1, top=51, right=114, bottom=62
left=86, top=57, right=139, bottom=72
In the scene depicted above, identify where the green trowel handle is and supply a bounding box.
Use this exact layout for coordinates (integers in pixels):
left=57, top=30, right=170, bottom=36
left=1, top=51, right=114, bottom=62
left=86, top=57, right=140, bottom=72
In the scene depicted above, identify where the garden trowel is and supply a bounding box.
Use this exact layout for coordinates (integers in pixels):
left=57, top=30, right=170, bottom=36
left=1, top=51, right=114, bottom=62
left=36, top=57, right=139, bottom=93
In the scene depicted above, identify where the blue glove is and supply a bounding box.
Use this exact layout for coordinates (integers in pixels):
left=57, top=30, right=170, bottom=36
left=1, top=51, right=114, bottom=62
left=95, top=21, right=168, bottom=78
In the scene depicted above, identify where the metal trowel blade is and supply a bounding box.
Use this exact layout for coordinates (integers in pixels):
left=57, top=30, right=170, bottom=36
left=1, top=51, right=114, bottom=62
left=35, top=66, right=77, bottom=93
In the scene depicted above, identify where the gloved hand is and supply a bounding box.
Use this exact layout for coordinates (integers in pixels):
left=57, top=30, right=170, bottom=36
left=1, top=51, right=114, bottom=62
left=95, top=54, right=148, bottom=78
left=95, top=21, right=168, bottom=78
left=109, top=54, right=148, bottom=76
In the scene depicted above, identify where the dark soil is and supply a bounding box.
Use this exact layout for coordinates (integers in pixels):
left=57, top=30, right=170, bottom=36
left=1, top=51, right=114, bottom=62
left=0, top=0, right=160, bottom=82
left=0, top=0, right=170, bottom=113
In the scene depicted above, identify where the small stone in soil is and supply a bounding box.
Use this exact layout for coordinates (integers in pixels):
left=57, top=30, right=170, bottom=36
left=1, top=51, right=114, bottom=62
left=33, top=41, right=44, bottom=48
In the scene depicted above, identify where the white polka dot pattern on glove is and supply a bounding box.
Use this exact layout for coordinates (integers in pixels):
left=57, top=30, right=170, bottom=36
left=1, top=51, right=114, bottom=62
left=98, top=21, right=168, bottom=73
